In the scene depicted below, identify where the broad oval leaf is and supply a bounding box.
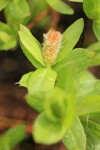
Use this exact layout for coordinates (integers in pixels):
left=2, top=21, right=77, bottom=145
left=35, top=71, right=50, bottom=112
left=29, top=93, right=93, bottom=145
left=55, top=19, right=84, bottom=63
left=33, top=114, right=67, bottom=144
left=45, top=0, right=74, bottom=15
left=27, top=68, right=57, bottom=95
left=19, top=25, right=45, bottom=66
left=63, top=116, right=86, bottom=150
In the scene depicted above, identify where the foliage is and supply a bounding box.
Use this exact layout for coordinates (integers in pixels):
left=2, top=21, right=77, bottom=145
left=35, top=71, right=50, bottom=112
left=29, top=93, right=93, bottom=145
left=0, top=0, right=74, bottom=51
left=0, top=124, right=25, bottom=150
left=0, top=0, right=100, bottom=150
left=18, top=18, right=100, bottom=149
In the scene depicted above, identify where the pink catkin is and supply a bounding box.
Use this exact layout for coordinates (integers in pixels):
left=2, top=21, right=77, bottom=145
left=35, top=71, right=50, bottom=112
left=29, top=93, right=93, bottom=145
left=43, top=30, right=62, bottom=64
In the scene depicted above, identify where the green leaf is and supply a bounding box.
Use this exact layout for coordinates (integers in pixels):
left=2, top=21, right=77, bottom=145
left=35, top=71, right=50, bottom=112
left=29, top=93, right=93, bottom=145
left=27, top=68, right=57, bottom=95
left=55, top=66, right=77, bottom=123
left=76, top=70, right=100, bottom=100
left=82, top=120, right=100, bottom=150
left=63, top=116, right=86, bottom=150
left=4, top=3, right=22, bottom=27
left=20, top=42, right=43, bottom=68
left=4, top=0, right=30, bottom=30
left=26, top=93, right=45, bottom=113
left=0, top=138, right=10, bottom=150
left=44, top=88, right=74, bottom=127
left=55, top=63, right=77, bottom=93
left=0, top=22, right=17, bottom=50
left=83, top=0, right=100, bottom=24
left=19, top=72, right=33, bottom=87
left=55, top=19, right=84, bottom=63
left=76, top=95, right=100, bottom=116
left=76, top=70, right=96, bottom=98
left=93, top=23, right=100, bottom=41
left=33, top=113, right=67, bottom=144
left=12, top=0, right=30, bottom=18
left=83, top=0, right=94, bottom=19
left=0, top=124, right=25, bottom=150
left=54, top=48, right=97, bottom=74
left=0, top=0, right=9, bottom=11
left=45, top=0, right=74, bottom=15
left=19, top=25, right=45, bottom=66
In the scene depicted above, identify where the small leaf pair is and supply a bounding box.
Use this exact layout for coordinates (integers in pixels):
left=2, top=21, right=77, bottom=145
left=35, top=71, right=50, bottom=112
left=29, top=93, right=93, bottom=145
left=19, top=18, right=84, bottom=67
left=32, top=87, right=75, bottom=144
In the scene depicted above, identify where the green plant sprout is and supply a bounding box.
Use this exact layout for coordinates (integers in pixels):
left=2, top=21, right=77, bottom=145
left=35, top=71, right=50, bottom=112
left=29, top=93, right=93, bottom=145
left=18, top=18, right=100, bottom=149
left=0, top=1, right=100, bottom=150
left=19, top=18, right=84, bottom=95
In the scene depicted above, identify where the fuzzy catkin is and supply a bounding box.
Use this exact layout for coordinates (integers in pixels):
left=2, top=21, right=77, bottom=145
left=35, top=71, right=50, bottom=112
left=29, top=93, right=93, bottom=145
left=42, top=30, right=62, bottom=65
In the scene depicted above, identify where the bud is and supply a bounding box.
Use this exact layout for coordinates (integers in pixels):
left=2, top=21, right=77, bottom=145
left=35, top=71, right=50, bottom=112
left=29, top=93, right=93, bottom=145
left=42, top=29, right=62, bottom=65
